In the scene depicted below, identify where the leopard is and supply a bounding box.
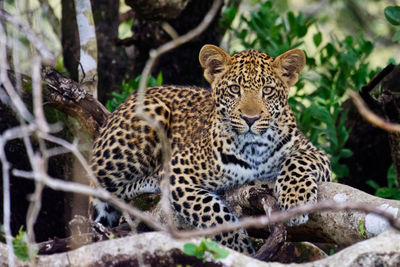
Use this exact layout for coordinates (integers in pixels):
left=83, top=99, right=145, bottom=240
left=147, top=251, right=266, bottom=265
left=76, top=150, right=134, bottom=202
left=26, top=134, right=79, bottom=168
left=89, top=44, right=331, bottom=255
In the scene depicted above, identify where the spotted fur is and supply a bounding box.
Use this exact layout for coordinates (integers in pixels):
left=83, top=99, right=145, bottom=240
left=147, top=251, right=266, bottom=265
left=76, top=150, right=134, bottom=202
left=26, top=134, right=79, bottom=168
left=90, top=45, right=331, bottom=254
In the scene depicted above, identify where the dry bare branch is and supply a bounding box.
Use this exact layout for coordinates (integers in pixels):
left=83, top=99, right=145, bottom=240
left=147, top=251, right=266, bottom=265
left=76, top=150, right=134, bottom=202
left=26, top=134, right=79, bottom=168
left=348, top=90, right=400, bottom=133
left=41, top=66, right=110, bottom=137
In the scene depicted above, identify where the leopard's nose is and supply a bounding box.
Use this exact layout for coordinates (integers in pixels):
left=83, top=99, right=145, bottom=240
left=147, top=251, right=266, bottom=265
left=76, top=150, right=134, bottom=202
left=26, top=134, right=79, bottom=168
left=240, top=115, right=260, bottom=127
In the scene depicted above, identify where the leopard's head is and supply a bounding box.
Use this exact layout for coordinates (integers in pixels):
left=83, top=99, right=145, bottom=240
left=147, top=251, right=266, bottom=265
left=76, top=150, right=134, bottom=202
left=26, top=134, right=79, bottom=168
left=199, top=45, right=305, bottom=135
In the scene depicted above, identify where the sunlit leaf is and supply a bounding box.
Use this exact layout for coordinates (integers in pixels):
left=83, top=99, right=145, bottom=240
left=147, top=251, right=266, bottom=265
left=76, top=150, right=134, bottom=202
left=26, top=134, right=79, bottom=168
left=384, top=6, right=400, bottom=25
left=313, top=32, right=322, bottom=47
left=392, top=30, right=400, bottom=41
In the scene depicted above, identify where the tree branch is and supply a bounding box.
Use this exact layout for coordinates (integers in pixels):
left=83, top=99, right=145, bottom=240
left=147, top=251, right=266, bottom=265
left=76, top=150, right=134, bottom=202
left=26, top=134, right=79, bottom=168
left=1, top=229, right=400, bottom=266
left=348, top=90, right=400, bottom=133
left=41, top=66, right=109, bottom=137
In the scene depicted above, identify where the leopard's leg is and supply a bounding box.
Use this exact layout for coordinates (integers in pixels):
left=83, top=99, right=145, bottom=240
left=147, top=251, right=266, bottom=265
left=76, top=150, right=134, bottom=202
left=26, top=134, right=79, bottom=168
left=89, top=98, right=170, bottom=226
left=89, top=176, right=160, bottom=227
left=274, top=148, right=331, bottom=226
left=170, top=177, right=255, bottom=255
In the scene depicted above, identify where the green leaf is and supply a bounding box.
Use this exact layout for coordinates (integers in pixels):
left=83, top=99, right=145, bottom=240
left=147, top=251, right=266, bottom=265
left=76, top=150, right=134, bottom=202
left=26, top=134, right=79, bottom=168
left=183, top=239, right=229, bottom=261
left=204, top=238, right=229, bottom=259
left=359, top=219, right=366, bottom=238
left=387, top=164, right=399, bottom=188
left=339, top=148, right=353, bottom=158
left=313, top=32, right=322, bottom=47
left=220, top=6, right=238, bottom=29
left=333, top=163, right=349, bottom=178
left=366, top=179, right=380, bottom=190
left=392, top=29, right=400, bottom=42
left=183, top=243, right=204, bottom=259
left=325, top=43, right=336, bottom=58
left=376, top=187, right=400, bottom=200
left=360, top=40, right=373, bottom=56
left=308, top=103, right=337, bottom=150
left=384, top=6, right=400, bottom=26
left=156, top=72, right=163, bottom=85
left=118, top=18, right=134, bottom=39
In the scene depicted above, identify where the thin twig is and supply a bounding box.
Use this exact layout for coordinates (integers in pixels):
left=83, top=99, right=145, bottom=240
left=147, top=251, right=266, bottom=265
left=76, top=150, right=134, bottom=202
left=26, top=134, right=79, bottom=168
left=161, top=22, right=179, bottom=40
left=32, top=55, right=50, bottom=132
left=38, top=133, right=99, bottom=187
left=25, top=156, right=45, bottom=259
left=348, top=90, right=400, bottom=133
left=0, top=133, right=17, bottom=267
left=0, top=22, right=34, bottom=123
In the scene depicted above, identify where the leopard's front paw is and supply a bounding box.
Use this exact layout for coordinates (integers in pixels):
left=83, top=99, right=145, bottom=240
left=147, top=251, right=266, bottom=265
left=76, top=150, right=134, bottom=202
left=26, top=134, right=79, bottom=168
left=277, top=196, right=315, bottom=226
left=285, top=213, right=309, bottom=226
left=274, top=177, right=317, bottom=226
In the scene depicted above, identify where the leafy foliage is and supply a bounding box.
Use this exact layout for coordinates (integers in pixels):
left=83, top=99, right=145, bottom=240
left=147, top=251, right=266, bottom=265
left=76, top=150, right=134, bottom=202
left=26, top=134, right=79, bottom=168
left=1, top=225, right=33, bottom=261
left=106, top=73, right=163, bottom=112
left=183, top=238, right=229, bottom=262
left=367, top=165, right=400, bottom=200
left=225, top=1, right=313, bottom=57
left=221, top=1, right=380, bottom=178
left=12, top=226, right=33, bottom=261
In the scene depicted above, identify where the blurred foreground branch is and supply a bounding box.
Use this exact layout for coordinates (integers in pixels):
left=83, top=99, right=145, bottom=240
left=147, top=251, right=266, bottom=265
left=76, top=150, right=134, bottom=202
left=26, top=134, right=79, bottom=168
left=1, top=227, right=400, bottom=266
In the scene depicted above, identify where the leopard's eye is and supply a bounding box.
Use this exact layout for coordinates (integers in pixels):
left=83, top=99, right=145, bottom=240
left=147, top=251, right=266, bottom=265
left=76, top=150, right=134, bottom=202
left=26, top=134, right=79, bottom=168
left=228, top=85, right=241, bottom=95
left=263, top=86, right=274, bottom=96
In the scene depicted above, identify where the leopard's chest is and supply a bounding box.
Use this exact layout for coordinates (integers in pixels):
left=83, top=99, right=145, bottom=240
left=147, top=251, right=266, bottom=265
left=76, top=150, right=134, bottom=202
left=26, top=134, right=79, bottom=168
left=216, top=129, right=293, bottom=187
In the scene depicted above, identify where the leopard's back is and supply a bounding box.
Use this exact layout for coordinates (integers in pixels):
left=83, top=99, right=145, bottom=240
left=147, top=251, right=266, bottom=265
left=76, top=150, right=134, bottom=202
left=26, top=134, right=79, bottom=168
left=90, top=85, right=214, bottom=198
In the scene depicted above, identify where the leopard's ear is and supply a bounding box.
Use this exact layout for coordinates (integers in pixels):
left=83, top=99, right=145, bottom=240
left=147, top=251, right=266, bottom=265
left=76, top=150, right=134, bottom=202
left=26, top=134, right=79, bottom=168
left=199, top=45, right=231, bottom=84
left=272, top=49, right=305, bottom=87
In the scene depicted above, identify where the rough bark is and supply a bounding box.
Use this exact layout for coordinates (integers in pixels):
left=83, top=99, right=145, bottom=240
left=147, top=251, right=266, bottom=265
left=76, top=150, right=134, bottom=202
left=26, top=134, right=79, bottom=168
left=41, top=66, right=109, bottom=137
left=1, top=230, right=399, bottom=267
left=141, top=181, right=400, bottom=246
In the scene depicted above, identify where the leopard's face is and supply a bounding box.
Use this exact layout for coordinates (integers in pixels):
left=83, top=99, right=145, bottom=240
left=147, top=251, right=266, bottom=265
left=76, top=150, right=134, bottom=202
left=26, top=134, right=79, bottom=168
left=213, top=50, right=289, bottom=136
left=199, top=46, right=305, bottom=137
